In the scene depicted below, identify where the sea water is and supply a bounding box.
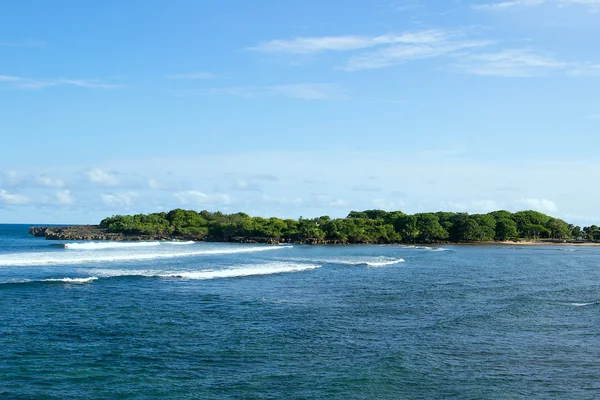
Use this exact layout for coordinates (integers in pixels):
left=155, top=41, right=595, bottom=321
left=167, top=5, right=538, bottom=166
left=1, top=224, right=599, bottom=399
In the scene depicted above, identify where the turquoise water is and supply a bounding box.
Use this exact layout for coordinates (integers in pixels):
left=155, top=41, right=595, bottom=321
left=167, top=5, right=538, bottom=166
left=1, top=224, right=599, bottom=399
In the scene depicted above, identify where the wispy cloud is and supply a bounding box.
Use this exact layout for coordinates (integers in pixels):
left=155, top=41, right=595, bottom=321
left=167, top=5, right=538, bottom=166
left=166, top=71, right=217, bottom=80
left=174, top=83, right=345, bottom=100
left=455, top=49, right=600, bottom=77
left=0, top=190, right=30, bottom=205
left=0, top=75, right=121, bottom=90
left=248, top=29, right=496, bottom=72
left=473, top=0, right=600, bottom=12
left=344, top=39, right=491, bottom=71
left=101, top=192, right=137, bottom=207
left=36, top=175, right=66, bottom=188
left=455, top=49, right=568, bottom=77
left=248, top=30, right=453, bottom=54
left=88, top=168, right=119, bottom=186
left=55, top=190, right=75, bottom=206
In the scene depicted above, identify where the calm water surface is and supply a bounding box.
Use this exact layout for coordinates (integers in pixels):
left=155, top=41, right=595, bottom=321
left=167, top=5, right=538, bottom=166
left=1, top=224, right=599, bottom=399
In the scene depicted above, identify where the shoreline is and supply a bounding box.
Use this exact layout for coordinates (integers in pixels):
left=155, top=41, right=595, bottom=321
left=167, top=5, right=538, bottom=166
left=27, top=226, right=599, bottom=247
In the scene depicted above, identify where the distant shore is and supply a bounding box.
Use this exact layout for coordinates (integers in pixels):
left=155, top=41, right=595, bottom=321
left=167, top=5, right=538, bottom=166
left=28, top=225, right=599, bottom=246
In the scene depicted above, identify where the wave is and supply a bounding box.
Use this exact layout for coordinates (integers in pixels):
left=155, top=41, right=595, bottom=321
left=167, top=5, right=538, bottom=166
left=163, top=241, right=196, bottom=245
left=570, top=301, right=600, bottom=307
left=89, top=262, right=321, bottom=280
left=0, top=245, right=292, bottom=267
left=364, top=259, right=405, bottom=267
left=0, top=276, right=99, bottom=286
left=291, top=256, right=404, bottom=267
left=41, top=277, right=98, bottom=284
left=402, top=245, right=449, bottom=252
left=63, top=241, right=161, bottom=250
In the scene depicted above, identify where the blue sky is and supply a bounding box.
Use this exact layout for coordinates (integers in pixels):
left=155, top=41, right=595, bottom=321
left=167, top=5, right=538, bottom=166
left=1, top=0, right=599, bottom=225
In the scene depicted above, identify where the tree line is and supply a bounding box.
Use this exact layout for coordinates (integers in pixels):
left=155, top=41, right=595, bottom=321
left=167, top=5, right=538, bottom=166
left=99, top=209, right=600, bottom=244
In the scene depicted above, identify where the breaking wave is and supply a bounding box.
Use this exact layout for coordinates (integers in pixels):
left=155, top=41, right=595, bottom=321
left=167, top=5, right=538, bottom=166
left=292, top=257, right=404, bottom=267
left=363, top=259, right=405, bottom=267
left=0, top=245, right=291, bottom=267
left=401, top=245, right=450, bottom=252
left=64, top=242, right=161, bottom=250
left=89, top=262, right=321, bottom=280
left=41, top=277, right=98, bottom=284
left=570, top=301, right=600, bottom=307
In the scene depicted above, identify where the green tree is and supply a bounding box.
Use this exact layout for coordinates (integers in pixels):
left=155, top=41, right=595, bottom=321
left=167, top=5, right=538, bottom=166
left=415, top=213, right=448, bottom=242
left=494, top=218, right=518, bottom=241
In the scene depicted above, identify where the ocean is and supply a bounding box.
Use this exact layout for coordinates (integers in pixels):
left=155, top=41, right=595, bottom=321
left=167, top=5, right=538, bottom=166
left=1, top=223, right=599, bottom=399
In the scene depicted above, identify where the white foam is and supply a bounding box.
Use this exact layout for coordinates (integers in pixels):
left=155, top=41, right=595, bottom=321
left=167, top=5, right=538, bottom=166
left=88, top=262, right=320, bottom=280
left=365, top=259, right=405, bottom=267
left=0, top=245, right=291, bottom=266
left=163, top=241, right=196, bottom=245
left=295, top=256, right=404, bottom=267
left=64, top=241, right=160, bottom=250
left=41, top=277, right=98, bottom=284
left=401, top=245, right=449, bottom=252
left=571, top=301, right=599, bottom=307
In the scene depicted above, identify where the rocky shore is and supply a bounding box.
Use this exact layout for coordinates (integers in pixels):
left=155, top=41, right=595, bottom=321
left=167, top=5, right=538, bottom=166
left=29, top=225, right=597, bottom=246
left=28, top=225, right=392, bottom=245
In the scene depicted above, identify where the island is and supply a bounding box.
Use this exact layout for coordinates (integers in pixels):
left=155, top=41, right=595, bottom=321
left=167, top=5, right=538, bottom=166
left=29, top=209, right=600, bottom=245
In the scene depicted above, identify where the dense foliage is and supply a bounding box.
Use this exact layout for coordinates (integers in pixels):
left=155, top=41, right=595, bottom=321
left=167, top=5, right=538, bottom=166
left=99, top=209, right=600, bottom=244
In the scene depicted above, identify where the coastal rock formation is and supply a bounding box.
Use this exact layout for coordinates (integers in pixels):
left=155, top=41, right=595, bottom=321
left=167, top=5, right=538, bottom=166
left=27, top=226, right=389, bottom=245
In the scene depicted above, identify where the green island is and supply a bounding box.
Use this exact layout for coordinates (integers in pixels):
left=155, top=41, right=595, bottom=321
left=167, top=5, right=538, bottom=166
left=30, top=209, right=600, bottom=244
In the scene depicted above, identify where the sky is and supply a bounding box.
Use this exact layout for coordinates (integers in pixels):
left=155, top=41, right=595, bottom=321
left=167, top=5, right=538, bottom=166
left=0, top=0, right=599, bottom=225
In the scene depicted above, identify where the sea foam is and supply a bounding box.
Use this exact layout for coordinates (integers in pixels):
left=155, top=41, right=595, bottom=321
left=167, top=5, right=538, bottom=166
left=0, top=245, right=291, bottom=267
left=64, top=241, right=161, bottom=250
left=88, top=262, right=321, bottom=280
left=41, top=277, right=98, bottom=284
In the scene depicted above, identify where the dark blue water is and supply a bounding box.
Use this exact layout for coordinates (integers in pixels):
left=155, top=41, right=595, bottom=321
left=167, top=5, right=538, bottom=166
left=1, top=224, right=599, bottom=399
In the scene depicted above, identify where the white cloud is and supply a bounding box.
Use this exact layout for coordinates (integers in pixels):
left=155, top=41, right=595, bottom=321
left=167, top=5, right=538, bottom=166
left=174, top=190, right=232, bottom=207
left=455, top=49, right=569, bottom=77
left=101, top=193, right=137, bottom=207
left=248, top=30, right=450, bottom=54
left=517, top=198, right=558, bottom=213
left=0, top=75, right=121, bottom=90
left=167, top=71, right=216, bottom=80
left=455, top=49, right=600, bottom=78
left=88, top=168, right=119, bottom=186
left=0, top=190, right=29, bottom=205
left=344, top=39, right=491, bottom=71
left=36, top=175, right=66, bottom=188
left=55, top=190, right=74, bottom=206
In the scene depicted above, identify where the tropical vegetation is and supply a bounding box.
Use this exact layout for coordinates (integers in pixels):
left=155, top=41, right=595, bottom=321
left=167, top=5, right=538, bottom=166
left=99, top=209, right=600, bottom=244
